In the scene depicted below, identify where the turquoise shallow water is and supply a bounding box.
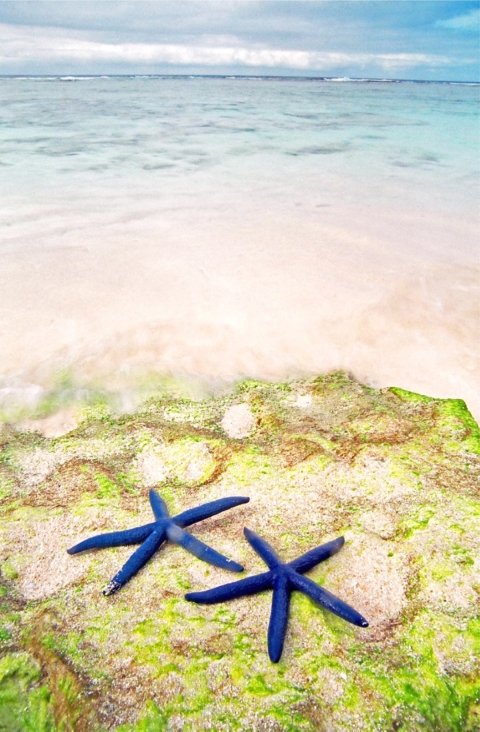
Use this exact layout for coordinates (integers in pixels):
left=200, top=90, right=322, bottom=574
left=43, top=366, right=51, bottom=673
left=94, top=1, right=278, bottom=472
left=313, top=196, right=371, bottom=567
left=1, top=76, right=478, bottom=211
left=0, top=77, right=479, bottom=419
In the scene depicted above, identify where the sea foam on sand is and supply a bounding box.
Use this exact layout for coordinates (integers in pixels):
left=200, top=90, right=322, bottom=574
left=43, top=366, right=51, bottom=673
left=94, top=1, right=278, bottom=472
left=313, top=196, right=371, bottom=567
left=1, top=196, right=478, bottom=421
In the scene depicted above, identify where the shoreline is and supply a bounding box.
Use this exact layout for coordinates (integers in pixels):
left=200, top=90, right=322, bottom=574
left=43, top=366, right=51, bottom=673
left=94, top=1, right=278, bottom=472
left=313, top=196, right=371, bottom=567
left=2, top=368, right=479, bottom=438
left=1, top=203, right=479, bottom=423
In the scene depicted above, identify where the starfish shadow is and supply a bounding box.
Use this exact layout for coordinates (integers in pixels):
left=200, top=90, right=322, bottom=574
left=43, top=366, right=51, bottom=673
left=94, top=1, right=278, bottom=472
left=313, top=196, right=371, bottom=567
left=186, top=528, right=368, bottom=662
left=68, top=490, right=249, bottom=595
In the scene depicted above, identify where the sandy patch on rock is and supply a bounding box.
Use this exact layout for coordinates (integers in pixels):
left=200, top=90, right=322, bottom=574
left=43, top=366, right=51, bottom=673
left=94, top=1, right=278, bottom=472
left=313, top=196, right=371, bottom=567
left=133, top=439, right=217, bottom=488
left=420, top=573, right=478, bottom=614
left=360, top=510, right=398, bottom=539
left=294, top=393, right=313, bottom=409
left=3, top=513, right=94, bottom=599
left=183, top=442, right=216, bottom=484
left=326, top=454, right=418, bottom=504
left=17, top=446, right=66, bottom=487
left=134, top=448, right=168, bottom=487
left=221, top=403, right=255, bottom=439
left=324, top=532, right=409, bottom=626
left=433, top=631, right=477, bottom=675
left=16, top=437, right=129, bottom=488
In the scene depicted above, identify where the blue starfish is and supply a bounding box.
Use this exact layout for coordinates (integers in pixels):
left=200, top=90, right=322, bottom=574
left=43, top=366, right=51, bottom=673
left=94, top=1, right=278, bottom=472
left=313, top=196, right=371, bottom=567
left=67, top=491, right=249, bottom=595
left=186, top=528, right=368, bottom=662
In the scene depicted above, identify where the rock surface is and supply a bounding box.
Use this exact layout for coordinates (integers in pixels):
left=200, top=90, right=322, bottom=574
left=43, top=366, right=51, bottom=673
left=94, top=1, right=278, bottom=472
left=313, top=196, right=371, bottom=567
left=0, top=372, right=478, bottom=731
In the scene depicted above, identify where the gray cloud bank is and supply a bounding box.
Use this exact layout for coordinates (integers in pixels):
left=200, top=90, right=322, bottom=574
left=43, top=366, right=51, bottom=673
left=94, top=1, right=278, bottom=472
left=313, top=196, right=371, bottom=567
left=0, top=2, right=478, bottom=80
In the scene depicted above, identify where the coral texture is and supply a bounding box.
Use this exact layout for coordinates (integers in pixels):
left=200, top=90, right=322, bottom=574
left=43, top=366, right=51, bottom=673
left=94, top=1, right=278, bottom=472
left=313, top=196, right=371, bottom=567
left=0, top=372, right=479, bottom=731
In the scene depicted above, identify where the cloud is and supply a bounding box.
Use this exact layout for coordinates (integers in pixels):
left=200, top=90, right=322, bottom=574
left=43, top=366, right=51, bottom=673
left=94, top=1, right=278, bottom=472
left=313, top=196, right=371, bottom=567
left=436, top=8, right=480, bottom=30
left=0, top=23, right=454, bottom=72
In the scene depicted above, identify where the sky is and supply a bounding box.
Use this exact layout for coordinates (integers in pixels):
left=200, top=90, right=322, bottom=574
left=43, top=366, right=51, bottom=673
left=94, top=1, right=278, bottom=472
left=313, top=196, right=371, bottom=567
left=0, top=1, right=478, bottom=81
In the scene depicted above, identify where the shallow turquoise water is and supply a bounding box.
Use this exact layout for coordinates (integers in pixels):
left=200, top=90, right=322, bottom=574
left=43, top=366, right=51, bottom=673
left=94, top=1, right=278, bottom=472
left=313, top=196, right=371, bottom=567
left=1, top=76, right=478, bottom=212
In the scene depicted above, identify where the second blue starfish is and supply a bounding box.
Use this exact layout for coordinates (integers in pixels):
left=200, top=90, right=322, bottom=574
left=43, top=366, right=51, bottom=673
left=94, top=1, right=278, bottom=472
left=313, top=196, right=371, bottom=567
left=186, top=528, right=368, bottom=662
left=68, top=490, right=249, bottom=595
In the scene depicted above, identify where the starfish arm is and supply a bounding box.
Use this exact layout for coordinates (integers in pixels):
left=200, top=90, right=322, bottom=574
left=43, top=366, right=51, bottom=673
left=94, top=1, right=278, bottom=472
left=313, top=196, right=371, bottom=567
left=288, top=537, right=345, bottom=574
left=103, top=529, right=166, bottom=596
left=268, top=575, right=291, bottom=663
left=185, top=571, right=273, bottom=604
left=289, top=573, right=369, bottom=627
left=244, top=528, right=282, bottom=569
left=166, top=524, right=244, bottom=572
left=173, top=496, right=250, bottom=528
left=67, top=523, right=156, bottom=554
left=149, top=490, right=170, bottom=520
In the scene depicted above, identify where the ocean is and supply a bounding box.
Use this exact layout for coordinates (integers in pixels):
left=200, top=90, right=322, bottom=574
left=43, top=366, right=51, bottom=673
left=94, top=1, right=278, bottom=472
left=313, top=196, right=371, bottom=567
left=0, top=76, right=479, bottom=419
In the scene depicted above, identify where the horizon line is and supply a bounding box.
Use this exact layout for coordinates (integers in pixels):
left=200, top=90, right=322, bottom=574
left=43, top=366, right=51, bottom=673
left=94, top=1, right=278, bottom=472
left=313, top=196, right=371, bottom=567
left=1, top=73, right=479, bottom=85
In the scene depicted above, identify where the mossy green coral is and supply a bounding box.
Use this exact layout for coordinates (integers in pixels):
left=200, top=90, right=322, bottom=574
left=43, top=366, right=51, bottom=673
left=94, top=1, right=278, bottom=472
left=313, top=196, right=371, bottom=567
left=0, top=372, right=478, bottom=731
left=0, top=653, right=54, bottom=732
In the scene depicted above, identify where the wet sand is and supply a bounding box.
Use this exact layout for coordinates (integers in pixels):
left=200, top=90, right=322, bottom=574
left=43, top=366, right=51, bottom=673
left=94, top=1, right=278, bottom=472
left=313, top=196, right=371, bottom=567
left=1, top=196, right=479, bottom=420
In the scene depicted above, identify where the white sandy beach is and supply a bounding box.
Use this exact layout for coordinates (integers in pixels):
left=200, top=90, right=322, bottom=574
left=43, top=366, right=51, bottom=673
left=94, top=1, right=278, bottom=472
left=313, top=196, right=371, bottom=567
left=1, top=191, right=479, bottom=420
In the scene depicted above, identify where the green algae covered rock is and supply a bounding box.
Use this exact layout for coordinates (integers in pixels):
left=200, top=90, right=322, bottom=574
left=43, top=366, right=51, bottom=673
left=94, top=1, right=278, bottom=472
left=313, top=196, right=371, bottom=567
left=0, top=373, right=479, bottom=731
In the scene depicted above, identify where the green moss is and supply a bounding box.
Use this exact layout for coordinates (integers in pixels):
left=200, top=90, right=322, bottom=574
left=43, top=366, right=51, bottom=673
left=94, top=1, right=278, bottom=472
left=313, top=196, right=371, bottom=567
left=167, top=437, right=218, bottom=486
left=2, top=562, right=19, bottom=581
left=0, top=476, right=13, bottom=502
left=133, top=619, right=158, bottom=638
left=1, top=373, right=479, bottom=731
left=130, top=599, right=184, bottom=666
left=436, top=399, right=480, bottom=455
left=234, top=378, right=271, bottom=394
left=0, top=653, right=55, bottom=732
left=389, top=389, right=479, bottom=454
left=245, top=673, right=271, bottom=696
left=94, top=473, right=122, bottom=501
left=400, top=506, right=435, bottom=537
left=352, top=610, right=479, bottom=731
left=0, top=626, right=12, bottom=643
left=389, top=387, right=437, bottom=405
left=430, top=563, right=455, bottom=581
left=48, top=630, right=86, bottom=669
left=450, top=544, right=474, bottom=566
left=118, top=701, right=168, bottom=732
left=0, top=444, right=17, bottom=469
left=268, top=702, right=313, bottom=732
left=312, top=371, right=357, bottom=392
left=77, top=402, right=115, bottom=426
left=225, top=446, right=274, bottom=485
